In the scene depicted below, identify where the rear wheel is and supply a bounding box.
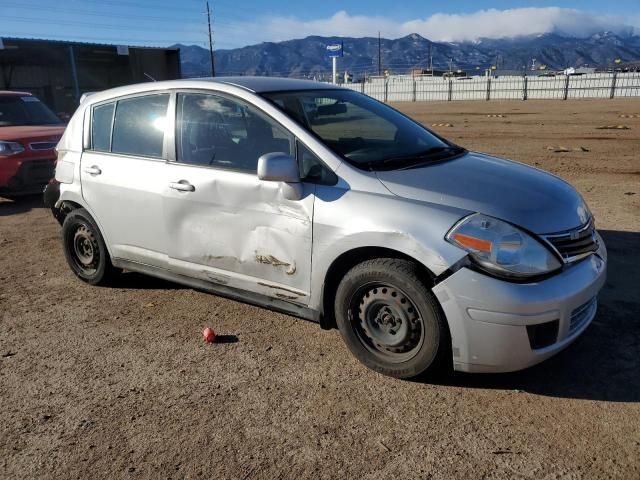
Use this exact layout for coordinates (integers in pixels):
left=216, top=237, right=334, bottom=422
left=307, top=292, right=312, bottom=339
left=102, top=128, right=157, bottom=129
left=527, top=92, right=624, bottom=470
left=62, top=208, right=118, bottom=285
left=334, top=258, right=450, bottom=379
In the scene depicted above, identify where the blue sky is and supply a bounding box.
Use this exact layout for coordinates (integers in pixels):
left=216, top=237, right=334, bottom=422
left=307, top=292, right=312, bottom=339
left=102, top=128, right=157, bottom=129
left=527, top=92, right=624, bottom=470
left=1, top=0, right=639, bottom=49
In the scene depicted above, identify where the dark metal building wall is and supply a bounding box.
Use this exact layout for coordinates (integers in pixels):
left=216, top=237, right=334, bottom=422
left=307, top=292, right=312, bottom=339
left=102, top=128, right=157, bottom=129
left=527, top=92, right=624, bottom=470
left=0, top=39, right=181, bottom=114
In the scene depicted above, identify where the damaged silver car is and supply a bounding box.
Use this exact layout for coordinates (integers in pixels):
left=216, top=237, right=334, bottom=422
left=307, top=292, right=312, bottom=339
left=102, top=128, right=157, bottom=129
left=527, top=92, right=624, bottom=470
left=45, top=77, right=607, bottom=378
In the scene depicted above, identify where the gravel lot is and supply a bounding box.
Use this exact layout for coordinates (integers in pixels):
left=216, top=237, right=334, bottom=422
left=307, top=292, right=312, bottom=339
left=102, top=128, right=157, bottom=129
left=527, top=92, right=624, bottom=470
left=1, top=99, right=639, bottom=479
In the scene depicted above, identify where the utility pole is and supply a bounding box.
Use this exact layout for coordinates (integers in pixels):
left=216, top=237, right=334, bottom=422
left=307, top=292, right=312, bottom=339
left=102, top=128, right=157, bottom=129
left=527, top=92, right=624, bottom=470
left=206, top=1, right=215, bottom=77
left=428, top=42, right=433, bottom=73
left=378, top=32, right=382, bottom=76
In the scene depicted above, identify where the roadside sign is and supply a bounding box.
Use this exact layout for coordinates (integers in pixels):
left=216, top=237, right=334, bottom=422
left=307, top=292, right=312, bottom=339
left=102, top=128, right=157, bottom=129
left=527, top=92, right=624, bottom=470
left=326, top=42, right=344, bottom=58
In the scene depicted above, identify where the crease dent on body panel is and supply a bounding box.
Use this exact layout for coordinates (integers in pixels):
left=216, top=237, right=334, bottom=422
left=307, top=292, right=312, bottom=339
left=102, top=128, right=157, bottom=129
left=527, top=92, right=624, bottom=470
left=255, top=252, right=297, bottom=275
left=257, top=281, right=304, bottom=297
left=398, top=230, right=451, bottom=271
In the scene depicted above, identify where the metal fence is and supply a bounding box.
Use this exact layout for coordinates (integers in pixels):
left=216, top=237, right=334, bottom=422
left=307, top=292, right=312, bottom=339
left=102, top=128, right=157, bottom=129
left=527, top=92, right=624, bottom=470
left=340, top=72, right=640, bottom=102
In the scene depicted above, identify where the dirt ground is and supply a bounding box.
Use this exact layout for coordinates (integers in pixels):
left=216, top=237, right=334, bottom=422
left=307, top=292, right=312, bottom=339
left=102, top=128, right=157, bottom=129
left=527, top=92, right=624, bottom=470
left=1, top=99, right=639, bottom=479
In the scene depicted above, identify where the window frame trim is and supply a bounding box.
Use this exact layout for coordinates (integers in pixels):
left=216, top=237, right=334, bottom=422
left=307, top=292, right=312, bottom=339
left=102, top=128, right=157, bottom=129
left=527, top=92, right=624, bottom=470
left=86, top=90, right=173, bottom=161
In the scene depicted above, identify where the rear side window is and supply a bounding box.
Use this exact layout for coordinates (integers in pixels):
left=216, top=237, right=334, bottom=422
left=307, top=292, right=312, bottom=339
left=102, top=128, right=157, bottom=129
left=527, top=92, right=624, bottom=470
left=111, top=94, right=169, bottom=158
left=91, top=103, right=115, bottom=152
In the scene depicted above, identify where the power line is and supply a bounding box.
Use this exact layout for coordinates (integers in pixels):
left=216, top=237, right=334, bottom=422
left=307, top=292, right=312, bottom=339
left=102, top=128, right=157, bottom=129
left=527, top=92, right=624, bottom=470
left=2, top=2, right=203, bottom=22
left=1, top=31, right=207, bottom=47
left=33, top=0, right=203, bottom=13
left=1, top=15, right=205, bottom=36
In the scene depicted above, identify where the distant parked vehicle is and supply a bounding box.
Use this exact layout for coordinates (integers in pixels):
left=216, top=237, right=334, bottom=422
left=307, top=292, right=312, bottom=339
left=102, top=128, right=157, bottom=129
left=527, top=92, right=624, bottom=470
left=44, top=77, right=606, bottom=378
left=0, top=91, right=65, bottom=197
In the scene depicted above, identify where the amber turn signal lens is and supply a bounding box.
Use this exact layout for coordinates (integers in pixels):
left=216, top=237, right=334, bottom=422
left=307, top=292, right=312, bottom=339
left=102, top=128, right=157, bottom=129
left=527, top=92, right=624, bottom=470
left=452, top=233, right=492, bottom=253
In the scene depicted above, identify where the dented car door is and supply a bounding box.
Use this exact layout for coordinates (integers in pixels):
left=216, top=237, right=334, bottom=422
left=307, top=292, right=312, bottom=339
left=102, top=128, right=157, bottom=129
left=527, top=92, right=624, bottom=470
left=163, top=91, right=314, bottom=304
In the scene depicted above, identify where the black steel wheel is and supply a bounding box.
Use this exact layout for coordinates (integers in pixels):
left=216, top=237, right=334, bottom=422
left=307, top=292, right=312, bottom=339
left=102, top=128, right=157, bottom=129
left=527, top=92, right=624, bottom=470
left=335, top=258, right=450, bottom=379
left=351, top=282, right=425, bottom=363
left=62, top=208, right=117, bottom=285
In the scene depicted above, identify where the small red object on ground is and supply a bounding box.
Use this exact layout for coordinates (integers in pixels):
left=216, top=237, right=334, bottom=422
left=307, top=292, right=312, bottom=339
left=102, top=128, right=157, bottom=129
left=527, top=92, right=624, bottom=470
left=203, top=327, right=216, bottom=343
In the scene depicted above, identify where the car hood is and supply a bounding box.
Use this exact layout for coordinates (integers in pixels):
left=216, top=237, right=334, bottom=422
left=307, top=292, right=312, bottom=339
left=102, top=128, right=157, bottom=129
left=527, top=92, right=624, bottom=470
left=376, top=151, right=590, bottom=234
left=0, top=125, right=65, bottom=142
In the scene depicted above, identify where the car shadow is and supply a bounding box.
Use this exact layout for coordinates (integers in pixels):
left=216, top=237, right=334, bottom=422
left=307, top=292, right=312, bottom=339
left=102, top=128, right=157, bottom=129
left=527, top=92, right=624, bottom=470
left=429, top=229, right=640, bottom=403
left=0, top=194, right=45, bottom=216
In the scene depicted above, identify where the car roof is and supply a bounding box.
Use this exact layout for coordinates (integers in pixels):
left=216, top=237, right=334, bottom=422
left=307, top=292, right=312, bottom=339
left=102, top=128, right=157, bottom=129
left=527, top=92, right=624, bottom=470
left=206, top=76, right=342, bottom=93
left=81, top=77, right=346, bottom=108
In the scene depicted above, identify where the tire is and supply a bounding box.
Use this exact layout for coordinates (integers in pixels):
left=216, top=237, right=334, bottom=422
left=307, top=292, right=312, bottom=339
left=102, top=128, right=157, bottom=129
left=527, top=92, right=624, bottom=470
left=334, top=258, right=450, bottom=379
left=61, top=208, right=118, bottom=285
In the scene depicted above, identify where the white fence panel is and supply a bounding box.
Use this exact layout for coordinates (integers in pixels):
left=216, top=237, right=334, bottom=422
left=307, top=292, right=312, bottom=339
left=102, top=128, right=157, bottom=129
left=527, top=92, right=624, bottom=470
left=491, top=76, right=525, bottom=100
left=526, top=76, right=567, bottom=100
left=386, top=77, right=413, bottom=102
left=415, top=78, right=449, bottom=101
left=451, top=78, right=486, bottom=100
left=363, top=79, right=386, bottom=101
left=567, top=74, right=612, bottom=99
left=615, top=73, right=640, bottom=97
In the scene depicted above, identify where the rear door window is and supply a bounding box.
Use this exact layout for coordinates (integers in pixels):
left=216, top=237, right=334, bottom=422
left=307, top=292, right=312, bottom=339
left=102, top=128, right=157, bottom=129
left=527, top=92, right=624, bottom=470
left=111, top=94, right=170, bottom=158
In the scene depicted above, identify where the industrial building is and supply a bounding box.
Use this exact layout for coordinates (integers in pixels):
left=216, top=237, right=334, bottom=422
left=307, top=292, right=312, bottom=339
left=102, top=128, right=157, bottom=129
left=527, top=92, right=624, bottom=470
left=0, top=37, right=181, bottom=115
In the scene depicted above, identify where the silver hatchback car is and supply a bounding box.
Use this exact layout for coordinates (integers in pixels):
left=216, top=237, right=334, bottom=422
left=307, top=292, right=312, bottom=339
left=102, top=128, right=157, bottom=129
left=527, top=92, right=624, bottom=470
left=46, top=77, right=607, bottom=378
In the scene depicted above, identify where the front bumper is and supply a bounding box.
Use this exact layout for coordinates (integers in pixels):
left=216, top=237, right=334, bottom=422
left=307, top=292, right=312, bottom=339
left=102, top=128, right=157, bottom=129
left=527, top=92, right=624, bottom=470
left=433, top=235, right=607, bottom=373
left=0, top=157, right=55, bottom=194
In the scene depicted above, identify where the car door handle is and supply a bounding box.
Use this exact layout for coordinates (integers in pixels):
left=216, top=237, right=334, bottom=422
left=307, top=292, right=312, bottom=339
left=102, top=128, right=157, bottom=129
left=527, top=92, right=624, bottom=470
left=169, top=181, right=195, bottom=192
left=83, top=165, right=102, bottom=175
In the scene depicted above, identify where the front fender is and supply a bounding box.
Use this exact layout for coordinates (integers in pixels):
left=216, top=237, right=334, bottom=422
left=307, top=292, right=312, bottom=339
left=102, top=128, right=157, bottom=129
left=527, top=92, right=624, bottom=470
left=309, top=187, right=470, bottom=310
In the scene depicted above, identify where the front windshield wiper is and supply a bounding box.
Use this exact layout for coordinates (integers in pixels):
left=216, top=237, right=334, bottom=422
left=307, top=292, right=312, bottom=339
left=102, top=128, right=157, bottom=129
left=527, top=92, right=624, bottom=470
left=369, top=146, right=466, bottom=170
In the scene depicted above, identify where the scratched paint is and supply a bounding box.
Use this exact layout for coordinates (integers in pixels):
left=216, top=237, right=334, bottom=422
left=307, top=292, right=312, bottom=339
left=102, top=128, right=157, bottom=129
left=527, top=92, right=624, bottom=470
left=255, top=253, right=296, bottom=275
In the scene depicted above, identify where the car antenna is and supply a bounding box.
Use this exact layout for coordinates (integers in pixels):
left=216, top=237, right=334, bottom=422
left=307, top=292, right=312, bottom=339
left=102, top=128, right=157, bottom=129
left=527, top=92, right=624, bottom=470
left=144, top=72, right=157, bottom=82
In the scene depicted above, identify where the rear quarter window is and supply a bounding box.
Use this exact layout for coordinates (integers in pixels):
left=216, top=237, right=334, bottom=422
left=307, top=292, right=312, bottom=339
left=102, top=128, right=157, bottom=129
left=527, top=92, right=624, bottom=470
left=91, top=103, right=115, bottom=152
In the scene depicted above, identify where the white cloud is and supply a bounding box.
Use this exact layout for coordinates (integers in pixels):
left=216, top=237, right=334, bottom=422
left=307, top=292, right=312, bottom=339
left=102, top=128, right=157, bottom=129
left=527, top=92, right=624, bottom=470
left=215, top=7, right=638, bottom=48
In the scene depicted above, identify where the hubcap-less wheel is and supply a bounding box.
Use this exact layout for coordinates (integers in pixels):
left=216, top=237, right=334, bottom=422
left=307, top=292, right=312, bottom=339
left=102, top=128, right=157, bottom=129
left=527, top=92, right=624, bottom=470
left=350, top=283, right=425, bottom=363
left=70, top=224, right=99, bottom=275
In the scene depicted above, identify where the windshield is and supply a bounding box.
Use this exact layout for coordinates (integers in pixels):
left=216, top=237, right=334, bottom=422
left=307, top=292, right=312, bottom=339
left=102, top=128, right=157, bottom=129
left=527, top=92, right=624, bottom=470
left=0, top=95, right=61, bottom=127
left=262, top=89, right=464, bottom=170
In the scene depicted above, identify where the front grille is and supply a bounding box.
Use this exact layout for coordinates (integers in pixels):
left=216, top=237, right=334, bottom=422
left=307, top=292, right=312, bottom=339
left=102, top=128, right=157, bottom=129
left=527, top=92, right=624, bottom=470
left=570, top=297, right=597, bottom=333
left=29, top=141, right=57, bottom=151
left=543, top=219, right=598, bottom=262
left=16, top=160, right=55, bottom=186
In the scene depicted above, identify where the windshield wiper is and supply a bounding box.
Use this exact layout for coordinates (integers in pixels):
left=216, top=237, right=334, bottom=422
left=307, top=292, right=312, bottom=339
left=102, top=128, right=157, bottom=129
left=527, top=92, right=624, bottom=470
left=369, top=146, right=466, bottom=170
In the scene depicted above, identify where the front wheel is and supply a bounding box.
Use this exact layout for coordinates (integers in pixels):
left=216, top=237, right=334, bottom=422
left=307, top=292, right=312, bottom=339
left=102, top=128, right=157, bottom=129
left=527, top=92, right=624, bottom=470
left=61, top=208, right=118, bottom=285
left=334, top=258, right=450, bottom=379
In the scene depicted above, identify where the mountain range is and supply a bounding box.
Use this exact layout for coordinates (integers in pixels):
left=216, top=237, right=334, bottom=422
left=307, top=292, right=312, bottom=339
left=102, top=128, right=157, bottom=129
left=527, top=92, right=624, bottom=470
left=175, top=32, right=640, bottom=79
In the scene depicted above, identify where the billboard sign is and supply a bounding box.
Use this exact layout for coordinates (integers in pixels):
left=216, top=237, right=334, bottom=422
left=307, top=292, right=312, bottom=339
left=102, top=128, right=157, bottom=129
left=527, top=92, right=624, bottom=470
left=326, top=42, right=344, bottom=58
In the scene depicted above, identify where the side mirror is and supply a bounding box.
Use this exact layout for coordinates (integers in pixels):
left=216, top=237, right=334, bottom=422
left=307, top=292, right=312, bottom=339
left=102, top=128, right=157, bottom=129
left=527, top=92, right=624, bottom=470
left=257, top=152, right=303, bottom=201
left=257, top=152, right=299, bottom=183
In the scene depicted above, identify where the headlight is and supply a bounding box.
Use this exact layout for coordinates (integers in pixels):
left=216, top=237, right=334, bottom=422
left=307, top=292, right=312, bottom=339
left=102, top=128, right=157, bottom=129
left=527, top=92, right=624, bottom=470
left=446, top=213, right=562, bottom=278
left=0, top=141, right=25, bottom=156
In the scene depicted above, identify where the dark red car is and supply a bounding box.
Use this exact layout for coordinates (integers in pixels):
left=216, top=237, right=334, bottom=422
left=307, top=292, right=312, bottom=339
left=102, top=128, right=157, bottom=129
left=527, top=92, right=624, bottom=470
left=0, top=91, right=66, bottom=197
